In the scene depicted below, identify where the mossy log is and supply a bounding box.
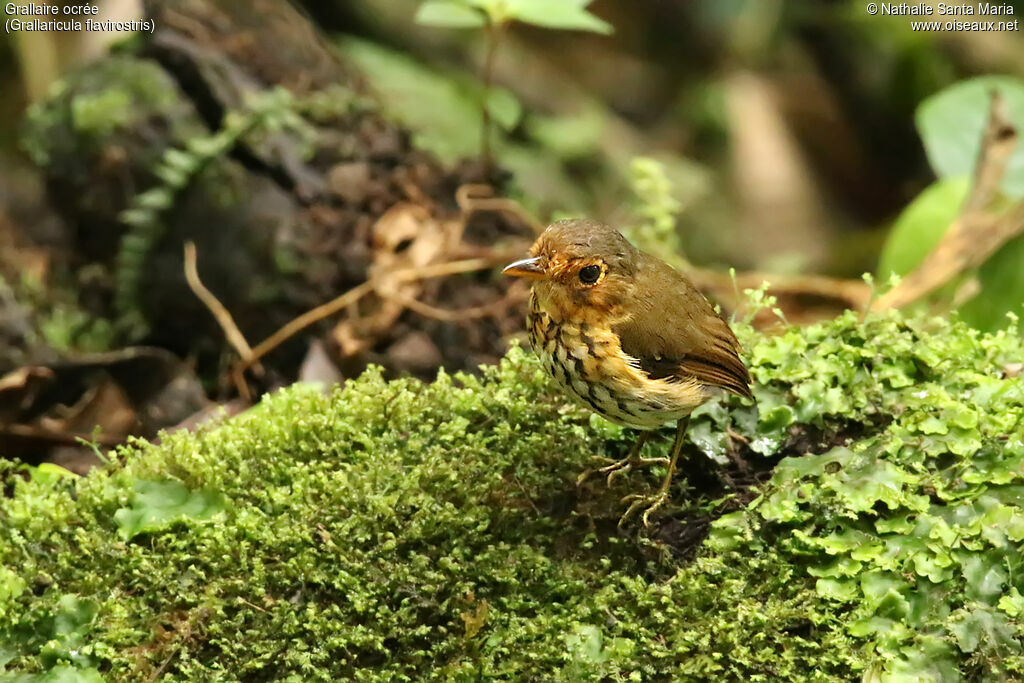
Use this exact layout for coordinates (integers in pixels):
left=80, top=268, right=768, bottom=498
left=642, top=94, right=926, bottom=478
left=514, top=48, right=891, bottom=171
left=2, top=310, right=1023, bottom=679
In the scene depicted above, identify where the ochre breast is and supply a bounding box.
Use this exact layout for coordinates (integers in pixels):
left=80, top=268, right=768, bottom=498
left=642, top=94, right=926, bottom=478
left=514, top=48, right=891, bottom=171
left=527, top=292, right=706, bottom=429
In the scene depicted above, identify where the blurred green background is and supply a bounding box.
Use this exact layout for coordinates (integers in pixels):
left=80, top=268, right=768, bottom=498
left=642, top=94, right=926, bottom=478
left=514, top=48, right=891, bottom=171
left=1, top=0, right=1021, bottom=276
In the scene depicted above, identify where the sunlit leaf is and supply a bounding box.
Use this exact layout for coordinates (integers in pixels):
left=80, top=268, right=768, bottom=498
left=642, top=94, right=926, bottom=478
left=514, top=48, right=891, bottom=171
left=415, top=1, right=487, bottom=28
left=916, top=76, right=1024, bottom=198
left=508, top=0, right=613, bottom=33
left=998, top=587, right=1024, bottom=617
left=29, top=463, right=77, bottom=485
left=0, top=567, right=26, bottom=613
left=877, top=177, right=970, bottom=279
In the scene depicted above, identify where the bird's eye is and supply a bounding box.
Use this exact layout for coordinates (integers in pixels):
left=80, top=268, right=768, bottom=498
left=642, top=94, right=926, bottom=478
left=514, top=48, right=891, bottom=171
left=578, top=264, right=602, bottom=285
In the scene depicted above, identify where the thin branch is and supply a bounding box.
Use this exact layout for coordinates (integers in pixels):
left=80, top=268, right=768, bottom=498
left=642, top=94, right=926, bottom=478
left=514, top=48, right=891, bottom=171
left=963, top=91, right=1018, bottom=214
left=234, top=254, right=515, bottom=377
left=480, top=21, right=503, bottom=167
left=873, top=91, right=1023, bottom=311
left=691, top=268, right=873, bottom=311
left=456, top=184, right=546, bottom=234
left=236, top=279, right=376, bottom=375
left=393, top=255, right=511, bottom=280
left=384, top=287, right=526, bottom=322
left=148, top=644, right=183, bottom=683
left=184, top=242, right=263, bottom=376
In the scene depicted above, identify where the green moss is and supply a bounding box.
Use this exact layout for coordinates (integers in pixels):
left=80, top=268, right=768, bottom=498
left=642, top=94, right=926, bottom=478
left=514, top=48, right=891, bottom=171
left=21, top=57, right=193, bottom=168
left=1, top=311, right=1023, bottom=680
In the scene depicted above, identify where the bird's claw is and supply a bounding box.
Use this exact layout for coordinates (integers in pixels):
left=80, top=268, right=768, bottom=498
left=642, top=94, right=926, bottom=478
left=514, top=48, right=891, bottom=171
left=577, top=454, right=669, bottom=487
left=603, top=459, right=633, bottom=486
left=576, top=462, right=602, bottom=486
left=576, top=455, right=620, bottom=485
left=618, top=491, right=669, bottom=528
left=599, top=455, right=669, bottom=487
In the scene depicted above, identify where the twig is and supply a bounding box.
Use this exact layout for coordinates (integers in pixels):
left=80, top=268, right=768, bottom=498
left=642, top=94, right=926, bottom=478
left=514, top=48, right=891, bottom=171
left=872, top=91, right=1023, bottom=311
left=148, top=644, right=182, bottom=683
left=963, top=92, right=1017, bottom=215
left=184, top=242, right=261, bottom=400
left=184, top=242, right=263, bottom=377
left=236, top=596, right=269, bottom=613
left=234, top=255, right=515, bottom=377
left=385, top=287, right=526, bottom=322
left=394, top=256, right=504, bottom=280
left=236, top=280, right=376, bottom=376
left=510, top=473, right=542, bottom=517
left=691, top=268, right=872, bottom=311
left=456, top=184, right=546, bottom=234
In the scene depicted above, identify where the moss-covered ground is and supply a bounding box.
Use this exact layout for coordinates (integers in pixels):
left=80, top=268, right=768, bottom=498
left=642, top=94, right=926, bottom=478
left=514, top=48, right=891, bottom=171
left=2, top=310, right=1023, bottom=681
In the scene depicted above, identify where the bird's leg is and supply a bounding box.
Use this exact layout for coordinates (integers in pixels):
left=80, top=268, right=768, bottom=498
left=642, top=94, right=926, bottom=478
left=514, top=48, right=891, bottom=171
left=577, top=430, right=667, bottom=487
left=620, top=415, right=690, bottom=527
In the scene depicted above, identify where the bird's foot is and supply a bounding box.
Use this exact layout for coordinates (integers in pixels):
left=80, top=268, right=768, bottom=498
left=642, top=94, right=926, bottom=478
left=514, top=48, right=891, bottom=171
left=577, top=454, right=669, bottom=487
left=617, top=417, right=688, bottom=527
left=618, top=490, right=670, bottom=528
left=600, top=454, right=670, bottom=487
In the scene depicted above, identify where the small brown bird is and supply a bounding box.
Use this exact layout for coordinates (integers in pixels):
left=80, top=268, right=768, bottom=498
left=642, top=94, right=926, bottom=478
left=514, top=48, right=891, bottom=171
left=504, top=219, right=752, bottom=525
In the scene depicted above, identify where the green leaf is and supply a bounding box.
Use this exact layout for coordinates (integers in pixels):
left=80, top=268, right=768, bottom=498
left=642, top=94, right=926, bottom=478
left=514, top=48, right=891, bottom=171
left=860, top=571, right=911, bottom=616
left=415, top=1, right=487, bottom=28
left=113, top=479, right=227, bottom=541
left=911, top=551, right=954, bottom=583
left=134, top=188, right=174, bottom=212
left=962, top=554, right=1007, bottom=602
left=998, top=587, right=1024, bottom=617
left=485, top=87, right=522, bottom=131
left=958, top=232, right=1024, bottom=332
left=19, top=665, right=106, bottom=683
left=758, top=403, right=796, bottom=433
left=949, top=605, right=1019, bottom=654
left=815, top=577, right=858, bottom=601
left=888, top=635, right=960, bottom=683
left=340, top=38, right=525, bottom=162
left=527, top=106, right=605, bottom=159
left=809, top=556, right=862, bottom=579
left=916, top=76, right=1024, bottom=198
left=507, top=0, right=613, bottom=34
left=53, top=595, right=98, bottom=639
left=0, top=567, right=26, bottom=619
left=706, top=511, right=753, bottom=552
left=828, top=458, right=915, bottom=513
left=875, top=514, right=917, bottom=535
left=38, top=596, right=101, bottom=670
left=29, top=463, right=77, bottom=486
left=877, top=177, right=970, bottom=279
left=566, top=623, right=609, bottom=664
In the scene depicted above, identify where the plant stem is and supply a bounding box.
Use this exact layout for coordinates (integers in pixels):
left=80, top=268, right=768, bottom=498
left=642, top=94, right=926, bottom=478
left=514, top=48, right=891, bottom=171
left=480, top=21, right=502, bottom=169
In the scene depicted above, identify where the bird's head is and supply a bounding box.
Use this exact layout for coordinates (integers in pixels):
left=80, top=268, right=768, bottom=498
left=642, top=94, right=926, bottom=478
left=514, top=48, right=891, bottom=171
left=503, top=219, right=638, bottom=324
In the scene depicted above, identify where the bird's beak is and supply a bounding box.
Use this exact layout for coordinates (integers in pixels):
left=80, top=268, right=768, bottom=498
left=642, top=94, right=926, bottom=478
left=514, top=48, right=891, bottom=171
left=502, top=256, right=546, bottom=279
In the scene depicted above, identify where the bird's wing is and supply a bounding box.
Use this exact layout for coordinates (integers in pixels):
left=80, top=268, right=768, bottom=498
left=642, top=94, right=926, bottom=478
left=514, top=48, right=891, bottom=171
left=612, top=257, right=753, bottom=399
